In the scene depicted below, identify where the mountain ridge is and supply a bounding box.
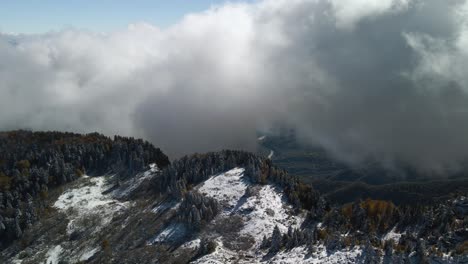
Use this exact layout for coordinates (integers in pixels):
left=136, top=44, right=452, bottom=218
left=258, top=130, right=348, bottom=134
left=0, top=131, right=466, bottom=263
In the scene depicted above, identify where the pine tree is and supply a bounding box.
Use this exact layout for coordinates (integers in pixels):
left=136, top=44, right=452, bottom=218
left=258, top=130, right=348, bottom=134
left=270, top=225, right=282, bottom=253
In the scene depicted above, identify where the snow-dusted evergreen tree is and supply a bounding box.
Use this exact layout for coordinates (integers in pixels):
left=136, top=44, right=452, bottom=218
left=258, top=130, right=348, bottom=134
left=177, top=191, right=219, bottom=229
left=269, top=225, right=282, bottom=253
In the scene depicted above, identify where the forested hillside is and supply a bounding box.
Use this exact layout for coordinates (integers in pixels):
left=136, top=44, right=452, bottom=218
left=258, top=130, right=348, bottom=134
left=149, top=151, right=468, bottom=262
left=0, top=130, right=169, bottom=249
left=258, top=133, right=468, bottom=205
left=0, top=132, right=466, bottom=263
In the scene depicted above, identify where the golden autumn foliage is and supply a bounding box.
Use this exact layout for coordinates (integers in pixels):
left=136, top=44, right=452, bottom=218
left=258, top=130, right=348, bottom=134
left=101, top=239, right=110, bottom=250
left=361, top=199, right=397, bottom=232
left=317, top=229, right=328, bottom=240
left=456, top=241, right=468, bottom=255
left=0, top=172, right=12, bottom=191
left=341, top=203, right=353, bottom=218
left=340, top=199, right=397, bottom=232
left=16, top=159, right=31, bottom=170
left=259, top=161, right=269, bottom=184
left=39, top=190, right=48, bottom=200
left=75, top=168, right=85, bottom=177
left=360, top=199, right=396, bottom=220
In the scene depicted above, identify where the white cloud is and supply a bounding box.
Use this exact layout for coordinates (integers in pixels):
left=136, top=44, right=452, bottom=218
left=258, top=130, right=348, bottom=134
left=328, top=0, right=410, bottom=29
left=1, top=0, right=468, bottom=172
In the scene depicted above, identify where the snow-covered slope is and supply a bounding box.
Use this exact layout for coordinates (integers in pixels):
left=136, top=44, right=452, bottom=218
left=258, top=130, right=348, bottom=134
left=54, top=175, right=130, bottom=234
left=198, top=168, right=247, bottom=210
left=192, top=168, right=348, bottom=263
left=4, top=167, right=166, bottom=264
left=187, top=168, right=403, bottom=264
left=3, top=164, right=467, bottom=264
left=269, top=246, right=364, bottom=264
left=198, top=168, right=304, bottom=242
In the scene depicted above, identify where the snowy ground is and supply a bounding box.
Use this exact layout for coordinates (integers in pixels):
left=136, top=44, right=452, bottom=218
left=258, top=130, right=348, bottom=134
left=44, top=245, right=63, bottom=264
left=193, top=244, right=365, bottom=264
left=148, top=223, right=187, bottom=244
left=152, top=200, right=180, bottom=215
left=193, top=168, right=306, bottom=262
left=382, top=227, right=403, bottom=243
left=54, top=175, right=130, bottom=234
left=79, top=247, right=99, bottom=262
left=199, top=168, right=303, bottom=244
left=269, top=245, right=363, bottom=264
left=268, top=150, right=274, bottom=159
left=192, top=239, right=245, bottom=264
left=191, top=168, right=373, bottom=263
left=198, top=167, right=248, bottom=210
left=10, top=175, right=131, bottom=264
left=113, top=163, right=159, bottom=199
left=26, top=175, right=131, bottom=263
left=181, top=238, right=202, bottom=250
left=238, top=184, right=303, bottom=245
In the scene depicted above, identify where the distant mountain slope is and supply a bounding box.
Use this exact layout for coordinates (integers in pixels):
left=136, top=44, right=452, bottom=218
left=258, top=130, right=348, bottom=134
left=258, top=133, right=468, bottom=205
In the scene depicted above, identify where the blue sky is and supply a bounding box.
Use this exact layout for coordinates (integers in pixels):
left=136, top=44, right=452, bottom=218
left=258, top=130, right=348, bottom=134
left=0, top=0, right=252, bottom=34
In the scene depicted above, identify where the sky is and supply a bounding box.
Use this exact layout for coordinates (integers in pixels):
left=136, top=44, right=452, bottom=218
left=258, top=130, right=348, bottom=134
left=2, top=0, right=468, bottom=173
left=0, top=0, right=253, bottom=33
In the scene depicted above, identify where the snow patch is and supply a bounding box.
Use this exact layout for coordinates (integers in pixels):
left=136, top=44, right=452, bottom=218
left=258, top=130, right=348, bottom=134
left=79, top=247, right=98, bottom=261
left=152, top=200, right=180, bottom=214
left=382, top=227, right=402, bottom=243
left=192, top=239, right=240, bottom=264
left=149, top=163, right=160, bottom=172
left=44, top=245, right=62, bottom=264
left=115, top=168, right=157, bottom=198
left=197, top=167, right=304, bottom=249
left=270, top=245, right=363, bottom=264
left=268, top=150, right=274, bottom=159
left=149, top=223, right=187, bottom=244
left=53, top=176, right=129, bottom=234
left=194, top=245, right=364, bottom=263
left=239, top=185, right=303, bottom=246
left=181, top=238, right=201, bottom=250
left=198, top=168, right=248, bottom=211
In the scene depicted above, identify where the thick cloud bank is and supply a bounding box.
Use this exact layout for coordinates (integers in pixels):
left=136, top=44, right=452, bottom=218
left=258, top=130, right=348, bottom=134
left=2, top=0, right=468, bottom=172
